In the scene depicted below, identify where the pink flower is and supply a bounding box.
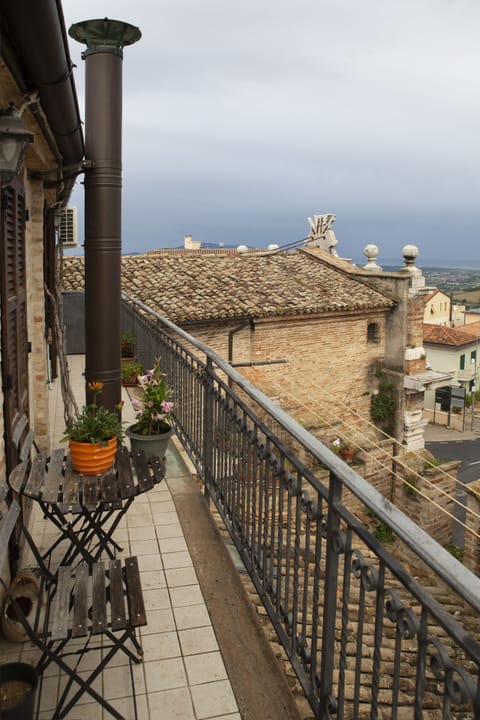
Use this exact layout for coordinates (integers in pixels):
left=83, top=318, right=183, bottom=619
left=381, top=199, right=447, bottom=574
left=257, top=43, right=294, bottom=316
left=161, top=401, right=174, bottom=413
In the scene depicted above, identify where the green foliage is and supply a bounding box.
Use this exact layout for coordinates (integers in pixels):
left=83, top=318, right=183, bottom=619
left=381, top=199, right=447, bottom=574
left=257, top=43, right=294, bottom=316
left=370, top=381, right=395, bottom=425
left=404, top=475, right=419, bottom=497
left=444, top=543, right=464, bottom=562
left=131, top=358, right=174, bottom=435
left=121, top=330, right=136, bottom=358
left=423, top=457, right=442, bottom=470
left=63, top=382, right=123, bottom=444
left=121, top=361, right=143, bottom=383
left=366, top=508, right=396, bottom=543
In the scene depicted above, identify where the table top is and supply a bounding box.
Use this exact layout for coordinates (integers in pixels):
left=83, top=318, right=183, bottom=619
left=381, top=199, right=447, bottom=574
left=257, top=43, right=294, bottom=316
left=10, top=445, right=165, bottom=512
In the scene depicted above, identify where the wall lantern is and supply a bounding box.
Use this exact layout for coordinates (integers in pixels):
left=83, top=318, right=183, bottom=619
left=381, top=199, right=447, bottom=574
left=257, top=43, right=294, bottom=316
left=0, top=107, right=33, bottom=186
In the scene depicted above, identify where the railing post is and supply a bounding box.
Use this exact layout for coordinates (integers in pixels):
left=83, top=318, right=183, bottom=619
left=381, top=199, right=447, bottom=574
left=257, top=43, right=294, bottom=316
left=203, top=358, right=214, bottom=503
left=318, top=471, right=342, bottom=718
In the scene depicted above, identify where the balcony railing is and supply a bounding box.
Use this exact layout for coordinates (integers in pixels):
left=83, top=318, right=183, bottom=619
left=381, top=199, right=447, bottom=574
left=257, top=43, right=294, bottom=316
left=122, top=293, right=480, bottom=720
left=457, top=368, right=476, bottom=382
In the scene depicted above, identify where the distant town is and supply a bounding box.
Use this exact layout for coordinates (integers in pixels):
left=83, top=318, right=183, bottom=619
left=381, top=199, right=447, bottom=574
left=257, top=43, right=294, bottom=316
left=381, top=265, right=480, bottom=308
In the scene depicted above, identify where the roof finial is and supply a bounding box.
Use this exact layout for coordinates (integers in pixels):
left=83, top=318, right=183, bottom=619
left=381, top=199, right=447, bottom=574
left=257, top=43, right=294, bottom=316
left=402, top=244, right=425, bottom=294
left=363, top=244, right=381, bottom=271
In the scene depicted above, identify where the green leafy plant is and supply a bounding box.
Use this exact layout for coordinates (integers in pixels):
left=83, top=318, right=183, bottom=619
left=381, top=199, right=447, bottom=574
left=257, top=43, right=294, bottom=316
left=444, top=543, right=464, bottom=562
left=331, top=437, right=354, bottom=453
left=370, top=381, right=395, bottom=425
left=121, top=361, right=143, bottom=384
left=130, top=358, right=174, bottom=435
left=404, top=474, right=420, bottom=497
left=121, top=330, right=136, bottom=358
left=423, top=458, right=442, bottom=470
left=366, top=508, right=396, bottom=543
left=63, top=381, right=123, bottom=445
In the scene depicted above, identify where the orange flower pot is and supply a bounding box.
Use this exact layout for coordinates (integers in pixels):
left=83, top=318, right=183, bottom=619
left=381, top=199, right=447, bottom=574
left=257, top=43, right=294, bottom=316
left=69, top=437, right=117, bottom=475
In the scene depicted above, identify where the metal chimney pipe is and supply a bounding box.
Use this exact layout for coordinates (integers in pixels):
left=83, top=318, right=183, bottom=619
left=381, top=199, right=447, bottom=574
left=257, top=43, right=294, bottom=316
left=69, top=18, right=141, bottom=411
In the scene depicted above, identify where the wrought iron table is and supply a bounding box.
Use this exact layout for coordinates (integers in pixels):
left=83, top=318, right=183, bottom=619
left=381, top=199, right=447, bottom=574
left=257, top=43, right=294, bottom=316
left=9, top=444, right=165, bottom=567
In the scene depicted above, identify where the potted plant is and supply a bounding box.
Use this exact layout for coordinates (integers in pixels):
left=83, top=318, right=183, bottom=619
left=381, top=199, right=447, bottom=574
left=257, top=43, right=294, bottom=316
left=125, top=358, right=174, bottom=461
left=121, top=361, right=143, bottom=387
left=121, top=330, right=136, bottom=362
left=331, top=437, right=356, bottom=464
left=63, top=381, right=123, bottom=475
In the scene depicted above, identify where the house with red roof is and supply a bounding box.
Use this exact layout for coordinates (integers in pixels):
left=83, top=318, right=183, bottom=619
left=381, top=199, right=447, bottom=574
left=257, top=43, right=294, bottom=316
left=423, top=323, right=479, bottom=411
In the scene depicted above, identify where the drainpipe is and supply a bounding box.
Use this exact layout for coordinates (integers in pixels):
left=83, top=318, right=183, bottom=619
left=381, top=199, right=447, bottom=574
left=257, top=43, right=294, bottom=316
left=69, top=18, right=141, bottom=411
left=228, top=320, right=252, bottom=388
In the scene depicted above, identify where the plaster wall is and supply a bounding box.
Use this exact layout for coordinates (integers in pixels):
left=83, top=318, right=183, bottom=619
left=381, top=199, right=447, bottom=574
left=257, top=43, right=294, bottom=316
left=424, top=291, right=451, bottom=326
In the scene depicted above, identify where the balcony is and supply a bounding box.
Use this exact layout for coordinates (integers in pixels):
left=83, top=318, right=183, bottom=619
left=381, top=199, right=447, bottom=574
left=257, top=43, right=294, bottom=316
left=457, top=367, right=476, bottom=383
left=2, top=293, right=480, bottom=719
left=118, top=294, right=480, bottom=719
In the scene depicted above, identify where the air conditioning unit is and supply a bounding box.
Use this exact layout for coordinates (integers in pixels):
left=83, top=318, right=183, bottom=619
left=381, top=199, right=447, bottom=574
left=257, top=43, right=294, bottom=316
left=58, top=206, right=78, bottom=247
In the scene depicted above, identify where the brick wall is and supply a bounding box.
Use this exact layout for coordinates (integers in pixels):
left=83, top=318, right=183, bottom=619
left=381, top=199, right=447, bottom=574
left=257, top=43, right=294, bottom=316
left=25, top=178, right=50, bottom=452
left=392, top=459, right=458, bottom=546
left=189, top=309, right=388, bottom=421
left=464, top=479, right=480, bottom=574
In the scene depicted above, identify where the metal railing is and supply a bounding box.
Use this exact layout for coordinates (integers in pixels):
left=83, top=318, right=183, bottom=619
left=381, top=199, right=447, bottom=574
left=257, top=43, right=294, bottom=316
left=122, top=294, right=480, bottom=720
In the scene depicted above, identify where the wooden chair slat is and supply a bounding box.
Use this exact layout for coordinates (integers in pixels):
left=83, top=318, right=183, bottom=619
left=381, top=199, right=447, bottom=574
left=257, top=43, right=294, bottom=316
left=116, top=446, right=137, bottom=497
left=109, top=559, right=126, bottom=631
left=0, top=479, right=8, bottom=502
left=50, top=566, right=71, bottom=640
left=100, top=469, right=119, bottom=504
left=151, top=455, right=165, bottom=486
left=9, top=460, right=28, bottom=494
left=83, top=475, right=100, bottom=509
left=0, top=502, right=20, bottom=568
left=131, top=450, right=154, bottom=493
left=72, top=563, right=89, bottom=638
left=19, top=429, right=35, bottom=463
left=11, top=414, right=29, bottom=451
left=24, top=452, right=47, bottom=496
left=42, top=449, right=65, bottom=503
left=92, top=562, right=107, bottom=634
left=62, top=463, right=80, bottom=506
left=125, top=556, right=147, bottom=627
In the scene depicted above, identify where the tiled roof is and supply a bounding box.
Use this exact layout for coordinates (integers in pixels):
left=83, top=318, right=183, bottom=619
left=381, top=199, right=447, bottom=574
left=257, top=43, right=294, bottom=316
left=423, top=323, right=477, bottom=347
left=62, top=250, right=394, bottom=324
left=456, top=321, right=480, bottom=339
left=422, top=289, right=441, bottom=303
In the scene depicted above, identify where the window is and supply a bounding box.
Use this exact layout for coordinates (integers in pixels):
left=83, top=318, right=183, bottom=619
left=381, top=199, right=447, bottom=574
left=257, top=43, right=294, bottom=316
left=460, top=354, right=466, bottom=370
left=471, top=350, right=477, bottom=363
left=367, top=323, right=380, bottom=343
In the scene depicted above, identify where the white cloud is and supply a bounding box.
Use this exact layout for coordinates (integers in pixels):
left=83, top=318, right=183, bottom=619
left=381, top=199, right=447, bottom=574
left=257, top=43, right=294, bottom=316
left=63, top=0, right=480, bottom=263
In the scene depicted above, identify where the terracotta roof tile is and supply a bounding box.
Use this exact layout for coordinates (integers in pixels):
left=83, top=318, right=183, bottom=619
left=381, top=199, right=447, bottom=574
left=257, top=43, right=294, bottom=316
left=456, top=321, right=480, bottom=339
left=62, top=250, right=394, bottom=324
left=423, top=323, right=477, bottom=346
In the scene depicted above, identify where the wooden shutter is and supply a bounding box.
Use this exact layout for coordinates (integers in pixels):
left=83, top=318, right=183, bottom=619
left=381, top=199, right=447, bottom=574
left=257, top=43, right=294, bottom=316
left=0, top=178, right=29, bottom=474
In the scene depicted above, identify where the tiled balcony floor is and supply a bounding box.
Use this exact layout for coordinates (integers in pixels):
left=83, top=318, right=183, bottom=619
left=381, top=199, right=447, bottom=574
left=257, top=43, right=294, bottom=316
left=0, top=355, right=241, bottom=720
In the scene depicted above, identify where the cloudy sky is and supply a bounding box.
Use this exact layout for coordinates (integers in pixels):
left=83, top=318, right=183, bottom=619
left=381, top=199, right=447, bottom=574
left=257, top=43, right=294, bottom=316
left=62, top=0, right=480, bottom=266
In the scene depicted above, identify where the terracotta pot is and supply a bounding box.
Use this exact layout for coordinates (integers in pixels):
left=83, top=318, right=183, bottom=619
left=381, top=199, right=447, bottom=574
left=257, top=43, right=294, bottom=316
left=125, top=424, right=174, bottom=461
left=69, top=437, right=117, bottom=475
left=340, top=448, right=355, bottom=464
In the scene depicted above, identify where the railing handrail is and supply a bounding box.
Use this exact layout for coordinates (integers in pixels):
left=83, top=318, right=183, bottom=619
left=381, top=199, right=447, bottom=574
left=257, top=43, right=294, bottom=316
left=123, top=291, right=480, bottom=613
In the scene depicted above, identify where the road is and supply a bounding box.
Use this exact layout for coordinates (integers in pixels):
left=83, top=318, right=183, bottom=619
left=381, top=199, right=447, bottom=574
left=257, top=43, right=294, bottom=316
left=426, top=436, right=480, bottom=547
left=426, top=439, right=480, bottom=485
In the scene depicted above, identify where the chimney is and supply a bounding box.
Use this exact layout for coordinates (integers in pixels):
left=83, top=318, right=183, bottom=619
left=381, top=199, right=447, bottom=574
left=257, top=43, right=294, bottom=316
left=69, top=18, right=141, bottom=411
